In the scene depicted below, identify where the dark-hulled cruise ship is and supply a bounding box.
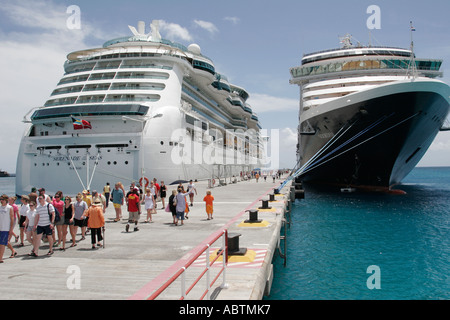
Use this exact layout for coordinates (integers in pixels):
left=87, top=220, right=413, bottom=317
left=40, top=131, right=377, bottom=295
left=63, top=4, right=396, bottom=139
left=289, top=35, right=450, bottom=192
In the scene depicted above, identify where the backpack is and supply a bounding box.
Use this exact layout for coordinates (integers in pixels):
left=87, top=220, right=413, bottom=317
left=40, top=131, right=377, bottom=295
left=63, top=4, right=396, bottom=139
left=48, top=204, right=61, bottom=224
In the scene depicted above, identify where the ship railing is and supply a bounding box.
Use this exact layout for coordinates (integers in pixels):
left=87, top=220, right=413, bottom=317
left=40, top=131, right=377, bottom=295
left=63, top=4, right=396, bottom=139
left=148, top=229, right=228, bottom=300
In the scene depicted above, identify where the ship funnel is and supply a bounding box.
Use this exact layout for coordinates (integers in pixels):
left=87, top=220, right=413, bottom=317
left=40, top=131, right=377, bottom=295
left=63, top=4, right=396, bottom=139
left=137, top=21, right=146, bottom=35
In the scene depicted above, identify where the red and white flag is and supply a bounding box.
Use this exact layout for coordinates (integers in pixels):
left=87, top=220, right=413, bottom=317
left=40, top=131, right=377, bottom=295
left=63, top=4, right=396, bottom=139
left=72, top=117, right=92, bottom=130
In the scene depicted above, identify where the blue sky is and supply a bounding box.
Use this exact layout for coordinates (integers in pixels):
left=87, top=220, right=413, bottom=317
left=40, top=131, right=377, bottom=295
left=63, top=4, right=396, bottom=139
left=0, top=0, right=449, bottom=172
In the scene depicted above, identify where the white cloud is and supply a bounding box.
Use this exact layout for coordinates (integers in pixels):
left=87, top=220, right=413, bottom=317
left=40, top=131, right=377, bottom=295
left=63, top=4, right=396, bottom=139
left=0, top=0, right=102, bottom=172
left=2, top=0, right=66, bottom=30
left=159, top=20, right=193, bottom=42
left=278, top=127, right=297, bottom=168
left=261, top=127, right=297, bottom=169
left=193, top=20, right=219, bottom=35
left=247, top=93, right=298, bottom=113
left=428, top=135, right=450, bottom=151
left=224, top=17, right=240, bottom=25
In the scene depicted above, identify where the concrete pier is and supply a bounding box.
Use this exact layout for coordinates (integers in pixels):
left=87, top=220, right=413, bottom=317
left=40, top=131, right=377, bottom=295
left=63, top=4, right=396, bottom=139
left=0, top=176, right=292, bottom=300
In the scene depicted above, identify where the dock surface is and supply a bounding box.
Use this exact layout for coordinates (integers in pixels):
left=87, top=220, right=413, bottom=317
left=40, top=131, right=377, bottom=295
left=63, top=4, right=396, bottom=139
left=1, top=176, right=291, bottom=300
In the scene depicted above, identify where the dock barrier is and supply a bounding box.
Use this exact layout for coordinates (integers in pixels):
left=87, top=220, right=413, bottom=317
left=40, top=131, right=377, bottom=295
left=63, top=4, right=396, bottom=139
left=148, top=229, right=228, bottom=300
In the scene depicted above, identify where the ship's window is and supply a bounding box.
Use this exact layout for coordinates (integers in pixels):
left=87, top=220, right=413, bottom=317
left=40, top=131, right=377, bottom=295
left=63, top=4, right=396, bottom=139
left=88, top=72, right=115, bottom=80
left=76, top=95, right=105, bottom=104
left=83, top=83, right=111, bottom=91
left=31, top=104, right=149, bottom=120
left=111, top=83, right=165, bottom=90
left=116, top=71, right=169, bottom=80
left=105, top=94, right=160, bottom=102
left=64, top=62, right=96, bottom=74
left=65, top=145, right=92, bottom=149
left=95, top=60, right=121, bottom=70
left=44, top=97, right=77, bottom=107
left=28, top=126, right=36, bottom=137
left=58, top=74, right=89, bottom=85
left=51, top=85, right=83, bottom=96
left=96, top=144, right=128, bottom=148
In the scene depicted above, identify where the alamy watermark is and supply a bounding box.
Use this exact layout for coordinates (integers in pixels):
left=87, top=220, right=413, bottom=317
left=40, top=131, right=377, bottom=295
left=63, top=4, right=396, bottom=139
left=66, top=5, right=81, bottom=30
left=169, top=127, right=280, bottom=170
left=66, top=265, right=81, bottom=290
left=366, top=5, right=381, bottom=30
left=366, top=265, right=381, bottom=289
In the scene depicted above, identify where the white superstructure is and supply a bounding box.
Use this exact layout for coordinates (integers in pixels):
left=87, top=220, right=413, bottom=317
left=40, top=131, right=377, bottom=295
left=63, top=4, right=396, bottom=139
left=16, top=21, right=264, bottom=196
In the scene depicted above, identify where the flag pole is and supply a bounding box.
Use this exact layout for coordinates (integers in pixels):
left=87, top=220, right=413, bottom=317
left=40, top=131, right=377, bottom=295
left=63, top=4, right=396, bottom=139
left=408, top=21, right=417, bottom=79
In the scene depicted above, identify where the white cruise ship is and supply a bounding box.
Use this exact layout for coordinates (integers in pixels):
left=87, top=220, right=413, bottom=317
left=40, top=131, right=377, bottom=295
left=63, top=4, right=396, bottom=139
left=16, top=21, right=264, bottom=196
left=289, top=35, right=450, bottom=191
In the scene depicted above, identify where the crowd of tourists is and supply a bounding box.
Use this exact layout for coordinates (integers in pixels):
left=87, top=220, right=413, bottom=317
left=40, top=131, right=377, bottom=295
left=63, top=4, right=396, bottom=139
left=0, top=178, right=216, bottom=263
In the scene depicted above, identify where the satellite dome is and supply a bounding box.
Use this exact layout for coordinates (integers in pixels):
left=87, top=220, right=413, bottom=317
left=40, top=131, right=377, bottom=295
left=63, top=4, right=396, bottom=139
left=188, top=43, right=201, bottom=55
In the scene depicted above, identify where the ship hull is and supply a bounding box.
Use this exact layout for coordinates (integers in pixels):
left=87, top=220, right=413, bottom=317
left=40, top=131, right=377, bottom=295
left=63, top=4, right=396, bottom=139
left=15, top=106, right=260, bottom=196
left=298, top=80, right=450, bottom=190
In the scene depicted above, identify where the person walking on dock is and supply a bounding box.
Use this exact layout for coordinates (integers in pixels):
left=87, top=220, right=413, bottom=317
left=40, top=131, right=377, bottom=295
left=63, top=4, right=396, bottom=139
left=203, top=190, right=214, bottom=220
left=82, top=198, right=105, bottom=249
left=187, top=180, right=197, bottom=207
left=32, top=195, right=55, bottom=257
left=111, top=183, right=124, bottom=222
left=144, top=188, right=156, bottom=223
left=24, top=201, right=37, bottom=248
left=175, top=186, right=190, bottom=226
left=103, top=182, right=111, bottom=208
left=126, top=188, right=141, bottom=232
left=18, top=195, right=30, bottom=247
left=73, top=193, right=89, bottom=242
left=0, top=194, right=17, bottom=262
left=168, top=190, right=177, bottom=225
left=62, top=196, right=75, bottom=250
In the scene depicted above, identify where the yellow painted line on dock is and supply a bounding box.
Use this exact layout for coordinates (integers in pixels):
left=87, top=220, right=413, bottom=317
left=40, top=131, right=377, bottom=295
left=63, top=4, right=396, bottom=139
left=256, top=207, right=277, bottom=213
left=211, top=249, right=257, bottom=263
left=237, top=220, right=270, bottom=227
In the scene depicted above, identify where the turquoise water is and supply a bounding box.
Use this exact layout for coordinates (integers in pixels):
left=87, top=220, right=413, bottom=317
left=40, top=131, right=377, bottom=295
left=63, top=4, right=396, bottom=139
left=266, top=167, right=450, bottom=300
left=0, top=176, right=15, bottom=196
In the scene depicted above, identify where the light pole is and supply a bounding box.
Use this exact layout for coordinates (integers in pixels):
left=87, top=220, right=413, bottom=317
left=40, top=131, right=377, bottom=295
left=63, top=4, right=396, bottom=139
left=122, top=113, right=162, bottom=189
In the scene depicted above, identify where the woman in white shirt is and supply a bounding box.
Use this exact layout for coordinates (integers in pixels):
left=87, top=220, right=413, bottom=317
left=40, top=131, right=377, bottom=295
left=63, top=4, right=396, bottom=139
left=24, top=201, right=37, bottom=249
left=187, top=180, right=197, bottom=207
left=144, top=188, right=156, bottom=223
left=0, top=194, right=16, bottom=262
left=18, top=195, right=30, bottom=247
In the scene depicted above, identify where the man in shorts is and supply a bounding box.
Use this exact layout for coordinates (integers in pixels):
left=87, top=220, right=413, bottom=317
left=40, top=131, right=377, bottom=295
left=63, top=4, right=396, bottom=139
left=0, top=194, right=16, bottom=262
left=111, top=183, right=124, bottom=222
left=32, top=195, right=55, bottom=257
left=126, top=188, right=141, bottom=232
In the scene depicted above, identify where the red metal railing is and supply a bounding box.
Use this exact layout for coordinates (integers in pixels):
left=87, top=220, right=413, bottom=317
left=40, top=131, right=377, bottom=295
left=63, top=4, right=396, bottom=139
left=148, top=229, right=228, bottom=300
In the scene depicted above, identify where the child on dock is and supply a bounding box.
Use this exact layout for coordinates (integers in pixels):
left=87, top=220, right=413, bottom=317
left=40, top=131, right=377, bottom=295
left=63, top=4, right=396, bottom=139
left=203, top=190, right=214, bottom=220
